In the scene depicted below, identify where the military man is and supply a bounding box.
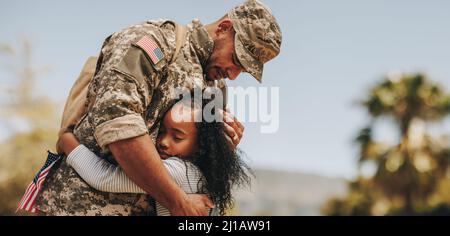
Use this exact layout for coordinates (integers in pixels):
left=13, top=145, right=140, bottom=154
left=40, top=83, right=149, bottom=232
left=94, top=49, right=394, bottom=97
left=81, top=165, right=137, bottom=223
left=35, top=0, right=282, bottom=216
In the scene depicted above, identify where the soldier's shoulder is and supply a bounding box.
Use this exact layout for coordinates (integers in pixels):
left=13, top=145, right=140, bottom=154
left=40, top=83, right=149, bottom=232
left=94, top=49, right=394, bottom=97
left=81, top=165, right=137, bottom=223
left=151, top=19, right=178, bottom=32
left=112, top=20, right=177, bottom=60
left=97, top=19, right=178, bottom=74
left=144, top=19, right=178, bottom=57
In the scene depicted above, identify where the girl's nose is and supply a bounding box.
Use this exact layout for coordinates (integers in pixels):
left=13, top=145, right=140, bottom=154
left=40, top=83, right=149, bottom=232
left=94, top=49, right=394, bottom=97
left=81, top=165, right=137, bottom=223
left=158, top=137, right=169, bottom=150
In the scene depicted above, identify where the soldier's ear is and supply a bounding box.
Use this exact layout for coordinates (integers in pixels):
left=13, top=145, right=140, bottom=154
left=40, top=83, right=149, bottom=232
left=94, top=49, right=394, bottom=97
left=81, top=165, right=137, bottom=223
left=216, top=20, right=234, bottom=36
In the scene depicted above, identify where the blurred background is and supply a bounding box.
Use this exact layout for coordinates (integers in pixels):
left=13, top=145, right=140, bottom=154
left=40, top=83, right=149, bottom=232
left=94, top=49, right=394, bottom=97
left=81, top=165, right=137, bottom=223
left=1, top=0, right=450, bottom=215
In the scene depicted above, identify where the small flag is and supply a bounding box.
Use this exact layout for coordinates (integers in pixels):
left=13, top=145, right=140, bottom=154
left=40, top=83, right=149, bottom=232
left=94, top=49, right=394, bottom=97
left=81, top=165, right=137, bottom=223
left=16, top=151, right=61, bottom=213
left=134, top=36, right=164, bottom=65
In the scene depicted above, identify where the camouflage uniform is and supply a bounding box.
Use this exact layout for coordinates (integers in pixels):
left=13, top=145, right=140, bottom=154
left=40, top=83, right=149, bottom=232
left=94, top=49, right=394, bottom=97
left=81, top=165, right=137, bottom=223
left=35, top=19, right=217, bottom=216
left=34, top=0, right=282, bottom=216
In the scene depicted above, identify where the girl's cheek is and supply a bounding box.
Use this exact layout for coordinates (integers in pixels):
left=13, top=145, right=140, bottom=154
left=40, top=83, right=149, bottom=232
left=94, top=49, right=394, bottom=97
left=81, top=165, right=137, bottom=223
left=178, top=142, right=192, bottom=158
left=188, top=141, right=200, bottom=157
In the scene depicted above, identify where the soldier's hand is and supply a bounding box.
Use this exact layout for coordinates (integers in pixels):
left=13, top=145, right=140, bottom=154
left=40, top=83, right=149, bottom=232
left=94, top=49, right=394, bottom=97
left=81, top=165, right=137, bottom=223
left=170, top=194, right=214, bottom=216
left=220, top=108, right=245, bottom=149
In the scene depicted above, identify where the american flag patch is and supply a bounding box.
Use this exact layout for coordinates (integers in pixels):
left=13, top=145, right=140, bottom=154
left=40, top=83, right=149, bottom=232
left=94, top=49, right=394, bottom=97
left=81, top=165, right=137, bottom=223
left=16, top=151, right=61, bottom=213
left=134, top=36, right=164, bottom=65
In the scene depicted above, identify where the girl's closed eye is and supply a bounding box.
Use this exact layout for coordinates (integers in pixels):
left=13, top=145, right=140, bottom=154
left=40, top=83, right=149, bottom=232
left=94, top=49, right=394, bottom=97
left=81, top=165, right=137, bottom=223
left=173, top=135, right=184, bottom=142
left=172, top=128, right=188, bottom=142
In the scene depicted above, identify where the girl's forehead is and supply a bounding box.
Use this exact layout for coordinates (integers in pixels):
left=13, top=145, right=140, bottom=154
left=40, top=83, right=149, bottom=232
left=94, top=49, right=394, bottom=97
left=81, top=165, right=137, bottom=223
left=168, top=102, right=201, bottom=121
left=165, top=102, right=201, bottom=126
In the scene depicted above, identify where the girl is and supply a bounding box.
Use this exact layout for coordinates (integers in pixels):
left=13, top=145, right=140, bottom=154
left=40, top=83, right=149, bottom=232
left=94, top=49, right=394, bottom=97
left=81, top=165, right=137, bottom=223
left=58, top=96, right=252, bottom=216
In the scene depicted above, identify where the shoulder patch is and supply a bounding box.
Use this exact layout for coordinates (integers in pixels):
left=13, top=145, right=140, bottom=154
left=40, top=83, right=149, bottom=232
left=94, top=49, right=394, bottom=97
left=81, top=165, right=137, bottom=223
left=133, top=36, right=164, bottom=65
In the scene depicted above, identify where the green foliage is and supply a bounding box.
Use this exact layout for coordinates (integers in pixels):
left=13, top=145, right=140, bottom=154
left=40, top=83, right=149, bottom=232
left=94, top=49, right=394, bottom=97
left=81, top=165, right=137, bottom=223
left=323, top=73, right=450, bottom=216
left=322, top=178, right=376, bottom=216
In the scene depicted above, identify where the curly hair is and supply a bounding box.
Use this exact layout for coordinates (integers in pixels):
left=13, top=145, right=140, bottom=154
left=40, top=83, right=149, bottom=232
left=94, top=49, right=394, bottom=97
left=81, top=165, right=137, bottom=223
left=187, top=96, right=253, bottom=215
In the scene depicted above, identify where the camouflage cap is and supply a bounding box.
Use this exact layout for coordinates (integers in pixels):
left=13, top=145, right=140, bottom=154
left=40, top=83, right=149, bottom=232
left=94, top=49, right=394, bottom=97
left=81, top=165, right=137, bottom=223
left=228, top=0, right=282, bottom=83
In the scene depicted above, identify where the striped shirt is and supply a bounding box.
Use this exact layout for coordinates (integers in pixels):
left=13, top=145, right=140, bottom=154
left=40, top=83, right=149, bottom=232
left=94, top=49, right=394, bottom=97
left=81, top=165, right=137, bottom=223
left=66, top=145, right=217, bottom=216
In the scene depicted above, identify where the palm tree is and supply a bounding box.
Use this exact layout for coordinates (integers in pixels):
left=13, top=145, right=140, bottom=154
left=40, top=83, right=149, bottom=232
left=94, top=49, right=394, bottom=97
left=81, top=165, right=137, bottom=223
left=324, top=73, right=450, bottom=215
left=359, top=73, right=450, bottom=215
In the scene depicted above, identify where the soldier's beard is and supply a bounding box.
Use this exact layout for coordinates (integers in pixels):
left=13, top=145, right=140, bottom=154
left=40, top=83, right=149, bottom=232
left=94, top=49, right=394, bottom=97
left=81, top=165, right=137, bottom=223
left=204, top=65, right=223, bottom=81
left=204, top=36, right=232, bottom=81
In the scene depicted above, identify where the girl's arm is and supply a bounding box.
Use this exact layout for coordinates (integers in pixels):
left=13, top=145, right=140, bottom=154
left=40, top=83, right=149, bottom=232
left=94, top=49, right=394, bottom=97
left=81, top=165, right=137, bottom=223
left=67, top=144, right=142, bottom=193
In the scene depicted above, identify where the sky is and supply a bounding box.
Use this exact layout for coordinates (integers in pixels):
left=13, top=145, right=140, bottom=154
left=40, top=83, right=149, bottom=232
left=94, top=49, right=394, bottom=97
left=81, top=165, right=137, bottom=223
left=1, top=0, right=450, bottom=179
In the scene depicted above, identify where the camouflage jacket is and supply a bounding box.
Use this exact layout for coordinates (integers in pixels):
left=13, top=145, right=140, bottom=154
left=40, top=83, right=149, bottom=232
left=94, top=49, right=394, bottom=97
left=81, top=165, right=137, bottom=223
left=35, top=19, right=220, bottom=216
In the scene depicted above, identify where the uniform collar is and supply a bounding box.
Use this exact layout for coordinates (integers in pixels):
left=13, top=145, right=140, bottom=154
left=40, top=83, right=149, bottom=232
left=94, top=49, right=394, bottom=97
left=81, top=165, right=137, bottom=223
left=188, top=19, right=214, bottom=68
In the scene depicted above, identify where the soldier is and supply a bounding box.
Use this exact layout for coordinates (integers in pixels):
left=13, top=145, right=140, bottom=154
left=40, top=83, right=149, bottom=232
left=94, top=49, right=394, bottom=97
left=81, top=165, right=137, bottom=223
left=34, top=0, right=282, bottom=216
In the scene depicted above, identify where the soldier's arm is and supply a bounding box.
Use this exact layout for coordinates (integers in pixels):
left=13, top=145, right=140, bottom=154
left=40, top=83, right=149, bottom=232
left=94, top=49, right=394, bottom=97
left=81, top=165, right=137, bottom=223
left=90, top=34, right=212, bottom=215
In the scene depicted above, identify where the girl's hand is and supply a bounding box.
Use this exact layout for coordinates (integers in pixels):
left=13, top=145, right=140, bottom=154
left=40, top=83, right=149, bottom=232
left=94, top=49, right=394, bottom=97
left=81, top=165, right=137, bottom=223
left=57, top=132, right=81, bottom=156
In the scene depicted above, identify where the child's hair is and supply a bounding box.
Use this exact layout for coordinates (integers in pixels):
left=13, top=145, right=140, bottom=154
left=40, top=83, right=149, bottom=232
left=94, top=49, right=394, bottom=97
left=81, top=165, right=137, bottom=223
left=179, top=92, right=253, bottom=215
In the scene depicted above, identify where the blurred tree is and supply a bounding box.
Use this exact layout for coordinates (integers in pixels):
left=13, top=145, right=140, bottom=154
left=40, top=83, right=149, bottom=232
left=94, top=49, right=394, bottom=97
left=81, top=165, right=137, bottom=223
left=323, top=73, right=450, bottom=216
left=0, top=39, right=59, bottom=215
